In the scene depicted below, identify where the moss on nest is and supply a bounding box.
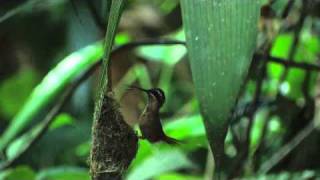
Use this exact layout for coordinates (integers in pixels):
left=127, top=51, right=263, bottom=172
left=90, top=93, right=138, bottom=179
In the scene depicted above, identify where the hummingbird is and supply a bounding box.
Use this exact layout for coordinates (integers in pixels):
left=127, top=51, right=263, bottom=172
left=128, top=86, right=179, bottom=144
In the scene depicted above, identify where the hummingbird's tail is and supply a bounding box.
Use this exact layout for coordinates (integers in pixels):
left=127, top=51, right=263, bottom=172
left=163, top=135, right=182, bottom=145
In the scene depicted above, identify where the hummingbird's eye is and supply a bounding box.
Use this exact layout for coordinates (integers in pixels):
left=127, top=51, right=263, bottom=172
left=150, top=88, right=165, bottom=105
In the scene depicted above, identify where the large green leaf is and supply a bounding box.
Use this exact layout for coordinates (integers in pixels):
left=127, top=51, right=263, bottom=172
left=0, top=42, right=103, bottom=152
left=180, top=0, right=260, bottom=171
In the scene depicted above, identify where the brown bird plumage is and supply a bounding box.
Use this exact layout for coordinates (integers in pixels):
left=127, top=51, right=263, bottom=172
left=128, top=86, right=179, bottom=144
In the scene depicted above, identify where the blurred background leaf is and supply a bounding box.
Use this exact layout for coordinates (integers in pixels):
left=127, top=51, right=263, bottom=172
left=36, top=166, right=90, bottom=180
left=0, top=166, right=36, bottom=180
left=0, top=69, right=40, bottom=119
left=0, top=42, right=103, bottom=152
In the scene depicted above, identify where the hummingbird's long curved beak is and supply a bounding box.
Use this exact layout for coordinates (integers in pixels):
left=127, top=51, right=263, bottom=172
left=127, top=85, right=149, bottom=93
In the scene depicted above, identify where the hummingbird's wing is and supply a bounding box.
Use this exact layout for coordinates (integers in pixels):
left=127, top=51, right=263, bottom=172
left=138, top=111, right=167, bottom=142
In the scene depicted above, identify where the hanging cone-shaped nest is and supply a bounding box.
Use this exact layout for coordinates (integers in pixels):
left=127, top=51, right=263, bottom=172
left=90, top=93, right=138, bottom=179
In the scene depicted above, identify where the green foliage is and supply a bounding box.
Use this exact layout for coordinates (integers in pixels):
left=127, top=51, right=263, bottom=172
left=249, top=109, right=269, bottom=156
left=165, top=114, right=205, bottom=141
left=5, top=114, right=74, bottom=163
left=1, top=0, right=320, bottom=179
left=0, top=166, right=36, bottom=180
left=70, top=114, right=206, bottom=180
left=0, top=0, right=65, bottom=23
left=114, top=64, right=152, bottom=99
left=36, top=167, right=90, bottom=180
left=137, top=30, right=186, bottom=66
left=115, top=33, right=131, bottom=45
left=127, top=148, right=193, bottom=180
left=156, top=173, right=202, bottom=180
left=49, top=113, right=75, bottom=130
left=180, top=0, right=261, bottom=171
left=0, top=42, right=103, bottom=152
left=244, top=170, right=319, bottom=180
left=268, top=31, right=320, bottom=99
left=0, top=166, right=90, bottom=180
left=0, top=69, right=40, bottom=119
